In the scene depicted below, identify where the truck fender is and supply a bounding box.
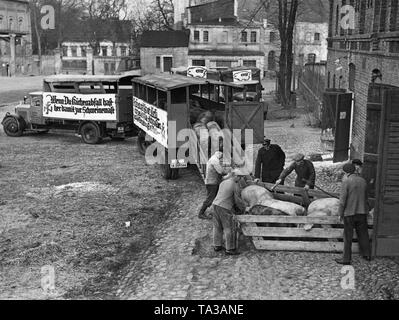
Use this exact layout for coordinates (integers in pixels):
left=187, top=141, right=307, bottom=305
left=1, top=112, right=27, bottom=130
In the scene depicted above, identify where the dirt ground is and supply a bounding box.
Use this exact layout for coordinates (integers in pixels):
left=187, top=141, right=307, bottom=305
left=0, top=77, right=345, bottom=300
left=0, top=99, right=199, bottom=299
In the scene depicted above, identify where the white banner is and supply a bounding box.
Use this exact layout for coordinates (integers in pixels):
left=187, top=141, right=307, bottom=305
left=133, top=97, right=168, bottom=148
left=42, top=92, right=117, bottom=121
left=233, top=69, right=252, bottom=83
left=187, top=66, right=207, bottom=79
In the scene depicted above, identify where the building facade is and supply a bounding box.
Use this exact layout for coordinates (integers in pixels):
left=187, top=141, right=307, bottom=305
left=295, top=21, right=329, bottom=65
left=326, top=0, right=399, bottom=159
left=0, top=0, right=32, bottom=76
left=140, top=31, right=189, bottom=75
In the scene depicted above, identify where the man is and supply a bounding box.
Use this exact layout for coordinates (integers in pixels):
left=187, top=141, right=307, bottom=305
left=255, top=138, right=286, bottom=183
left=212, top=164, right=251, bottom=256
left=198, top=151, right=229, bottom=220
left=335, top=163, right=371, bottom=265
left=275, top=153, right=315, bottom=191
left=352, top=159, right=363, bottom=175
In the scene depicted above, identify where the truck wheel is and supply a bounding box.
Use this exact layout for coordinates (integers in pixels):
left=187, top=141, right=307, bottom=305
left=81, top=122, right=101, bottom=144
left=3, top=117, right=23, bottom=137
left=171, top=168, right=179, bottom=180
left=137, top=130, right=151, bottom=155
left=162, top=164, right=172, bottom=179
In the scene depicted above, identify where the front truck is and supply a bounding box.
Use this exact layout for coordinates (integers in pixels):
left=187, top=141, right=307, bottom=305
left=1, top=75, right=138, bottom=144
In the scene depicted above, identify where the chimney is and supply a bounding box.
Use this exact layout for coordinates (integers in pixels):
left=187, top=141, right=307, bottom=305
left=234, top=0, right=238, bottom=17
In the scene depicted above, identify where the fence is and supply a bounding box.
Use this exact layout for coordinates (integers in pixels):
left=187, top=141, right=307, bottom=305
left=297, top=62, right=327, bottom=125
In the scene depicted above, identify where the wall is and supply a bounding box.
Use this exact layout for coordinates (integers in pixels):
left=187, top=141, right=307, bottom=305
left=295, top=22, right=329, bottom=64
left=140, top=47, right=188, bottom=75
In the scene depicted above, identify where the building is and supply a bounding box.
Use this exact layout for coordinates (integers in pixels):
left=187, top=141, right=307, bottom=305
left=61, top=20, right=138, bottom=75
left=326, top=0, right=399, bottom=159
left=140, top=30, right=189, bottom=74
left=0, top=0, right=32, bottom=76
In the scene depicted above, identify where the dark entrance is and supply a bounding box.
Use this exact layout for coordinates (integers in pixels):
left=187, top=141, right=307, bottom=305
left=322, top=90, right=353, bottom=162
left=371, top=88, right=399, bottom=256
left=163, top=57, right=173, bottom=73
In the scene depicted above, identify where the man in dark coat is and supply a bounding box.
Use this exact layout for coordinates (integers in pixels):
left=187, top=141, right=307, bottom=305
left=335, top=163, right=371, bottom=265
left=275, top=153, right=315, bottom=190
left=254, top=138, right=286, bottom=184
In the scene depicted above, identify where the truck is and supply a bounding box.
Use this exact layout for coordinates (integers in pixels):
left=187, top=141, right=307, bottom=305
left=1, top=74, right=140, bottom=144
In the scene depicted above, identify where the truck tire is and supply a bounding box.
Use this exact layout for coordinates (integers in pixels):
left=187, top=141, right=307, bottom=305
left=80, top=122, right=101, bottom=144
left=3, top=116, right=24, bottom=137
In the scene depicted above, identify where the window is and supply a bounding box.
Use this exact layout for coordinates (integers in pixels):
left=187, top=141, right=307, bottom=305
left=390, top=0, right=398, bottom=31
left=389, top=41, right=399, bottom=53
left=18, top=17, right=23, bottom=30
left=62, top=46, right=68, bottom=57
left=194, top=30, right=200, bottom=41
left=220, top=31, right=228, bottom=43
left=216, top=60, right=232, bottom=68
left=71, top=46, right=77, bottom=57
left=241, top=31, right=247, bottom=42
left=121, top=46, right=127, bottom=56
left=0, top=15, right=3, bottom=27
left=314, top=33, right=320, bottom=41
left=243, top=60, right=256, bottom=67
left=112, top=47, right=117, bottom=56
left=307, top=53, right=316, bottom=63
left=268, top=51, right=276, bottom=70
left=335, top=5, right=339, bottom=35
left=359, top=0, right=366, bottom=33
left=156, top=56, right=161, bottom=68
left=250, top=31, right=257, bottom=43
left=203, top=31, right=209, bottom=42
left=102, top=46, right=108, bottom=56
left=9, top=17, right=13, bottom=30
left=192, top=59, right=205, bottom=66
left=81, top=46, right=86, bottom=57
left=305, top=32, right=312, bottom=43
left=269, top=32, right=276, bottom=42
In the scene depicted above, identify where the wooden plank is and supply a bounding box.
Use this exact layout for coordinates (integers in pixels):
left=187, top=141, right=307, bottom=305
left=273, top=193, right=304, bottom=205
left=236, top=215, right=374, bottom=225
left=262, top=183, right=338, bottom=199
left=242, top=226, right=373, bottom=239
left=252, top=240, right=362, bottom=253
left=248, top=222, right=263, bottom=241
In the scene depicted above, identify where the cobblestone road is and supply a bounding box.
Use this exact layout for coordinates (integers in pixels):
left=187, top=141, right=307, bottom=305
left=116, top=169, right=399, bottom=300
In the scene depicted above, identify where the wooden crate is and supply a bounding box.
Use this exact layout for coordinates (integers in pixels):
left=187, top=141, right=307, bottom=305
left=236, top=183, right=374, bottom=253
left=236, top=215, right=374, bottom=252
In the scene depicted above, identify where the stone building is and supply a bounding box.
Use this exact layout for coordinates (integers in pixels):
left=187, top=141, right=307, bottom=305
left=0, top=0, right=32, bottom=76
left=61, top=20, right=138, bottom=75
left=140, top=30, right=189, bottom=75
left=326, top=0, right=399, bottom=159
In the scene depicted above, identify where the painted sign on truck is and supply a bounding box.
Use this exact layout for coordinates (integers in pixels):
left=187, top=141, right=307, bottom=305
left=187, top=66, right=207, bottom=79
left=42, top=93, right=117, bottom=121
left=233, top=69, right=252, bottom=83
left=133, top=96, right=168, bottom=148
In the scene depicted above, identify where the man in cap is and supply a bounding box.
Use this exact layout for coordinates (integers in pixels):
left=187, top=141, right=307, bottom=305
left=198, top=151, right=230, bottom=220
left=352, top=159, right=363, bottom=175
left=211, top=163, right=251, bottom=255
left=335, top=163, right=371, bottom=265
left=274, top=153, right=315, bottom=191
left=254, top=138, right=286, bottom=184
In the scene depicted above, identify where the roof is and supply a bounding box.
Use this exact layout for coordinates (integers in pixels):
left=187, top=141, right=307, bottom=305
left=132, top=74, right=206, bottom=90
left=133, top=74, right=244, bottom=90
left=140, top=31, right=190, bottom=48
left=189, top=49, right=265, bottom=57
left=62, top=19, right=132, bottom=43
left=44, top=74, right=137, bottom=83
left=189, top=0, right=236, bottom=25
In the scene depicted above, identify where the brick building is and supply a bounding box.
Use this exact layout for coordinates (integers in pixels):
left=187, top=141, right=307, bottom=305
left=140, top=30, right=189, bottom=75
left=0, top=0, right=32, bottom=76
left=326, top=0, right=399, bottom=159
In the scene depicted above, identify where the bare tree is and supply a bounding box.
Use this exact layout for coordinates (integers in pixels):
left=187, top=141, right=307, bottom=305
left=152, top=0, right=174, bottom=30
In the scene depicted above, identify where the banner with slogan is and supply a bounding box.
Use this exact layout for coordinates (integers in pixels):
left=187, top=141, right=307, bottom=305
left=42, top=92, right=117, bottom=121
left=233, top=69, right=252, bottom=83
left=133, top=97, right=168, bottom=148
